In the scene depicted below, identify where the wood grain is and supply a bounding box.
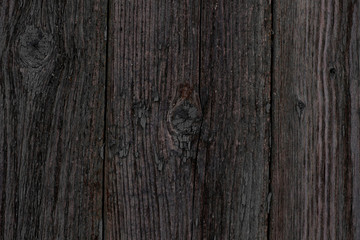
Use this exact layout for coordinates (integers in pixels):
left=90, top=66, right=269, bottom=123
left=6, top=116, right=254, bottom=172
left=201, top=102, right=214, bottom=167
left=1, top=0, right=359, bottom=239
left=105, top=0, right=201, bottom=239
left=197, top=0, right=272, bottom=238
left=0, top=1, right=107, bottom=239
left=350, top=2, right=360, bottom=237
left=270, top=0, right=359, bottom=239
left=105, top=0, right=271, bottom=239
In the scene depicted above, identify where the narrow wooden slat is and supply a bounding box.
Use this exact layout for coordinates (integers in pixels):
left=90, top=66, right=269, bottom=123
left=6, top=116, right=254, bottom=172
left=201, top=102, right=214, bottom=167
left=105, top=0, right=201, bottom=239
left=350, top=3, right=360, bottom=237
left=197, top=0, right=272, bottom=238
left=0, top=1, right=107, bottom=239
left=271, top=0, right=359, bottom=239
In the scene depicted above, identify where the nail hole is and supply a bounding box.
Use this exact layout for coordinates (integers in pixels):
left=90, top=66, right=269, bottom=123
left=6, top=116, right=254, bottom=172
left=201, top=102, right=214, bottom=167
left=329, top=68, right=336, bottom=77
left=296, top=100, right=306, bottom=120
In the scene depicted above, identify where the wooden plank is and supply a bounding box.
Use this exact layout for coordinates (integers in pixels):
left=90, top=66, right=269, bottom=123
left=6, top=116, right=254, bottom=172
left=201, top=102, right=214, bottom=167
left=106, top=0, right=272, bottom=239
left=350, top=3, right=360, bottom=237
left=105, top=0, right=201, bottom=239
left=198, top=0, right=272, bottom=239
left=0, top=1, right=107, bottom=239
left=271, top=0, right=359, bottom=239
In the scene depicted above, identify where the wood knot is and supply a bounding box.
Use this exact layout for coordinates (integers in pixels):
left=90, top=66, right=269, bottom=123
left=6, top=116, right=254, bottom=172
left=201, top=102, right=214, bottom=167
left=167, top=83, right=202, bottom=160
left=170, top=100, right=202, bottom=135
left=18, top=25, right=54, bottom=68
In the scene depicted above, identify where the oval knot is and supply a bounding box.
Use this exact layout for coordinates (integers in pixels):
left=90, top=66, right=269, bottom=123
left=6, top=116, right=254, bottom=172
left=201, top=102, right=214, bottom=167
left=170, top=100, right=202, bottom=135
left=18, top=25, right=54, bottom=68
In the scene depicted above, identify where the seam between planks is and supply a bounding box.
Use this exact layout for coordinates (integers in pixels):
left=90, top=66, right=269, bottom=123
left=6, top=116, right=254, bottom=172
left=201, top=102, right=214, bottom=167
left=103, top=0, right=111, bottom=239
left=191, top=0, right=203, bottom=239
left=267, top=0, right=275, bottom=239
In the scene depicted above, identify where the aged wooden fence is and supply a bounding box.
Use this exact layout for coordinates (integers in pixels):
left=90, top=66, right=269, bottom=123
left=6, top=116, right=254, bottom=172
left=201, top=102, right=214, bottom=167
left=0, top=0, right=359, bottom=239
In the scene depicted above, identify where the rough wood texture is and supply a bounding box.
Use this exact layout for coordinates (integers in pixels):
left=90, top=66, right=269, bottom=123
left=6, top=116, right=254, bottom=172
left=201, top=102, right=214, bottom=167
left=198, top=0, right=272, bottom=239
left=0, top=1, right=107, bottom=239
left=105, top=0, right=271, bottom=239
left=350, top=2, right=360, bottom=237
left=105, top=0, right=201, bottom=239
left=1, top=0, right=359, bottom=239
left=270, top=0, right=359, bottom=239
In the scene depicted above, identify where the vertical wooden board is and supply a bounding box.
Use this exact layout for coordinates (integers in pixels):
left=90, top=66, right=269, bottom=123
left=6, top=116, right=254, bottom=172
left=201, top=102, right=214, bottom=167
left=0, top=1, right=107, bottom=239
left=350, top=3, right=360, bottom=238
left=105, top=0, right=200, bottom=239
left=271, top=0, right=358, bottom=239
left=198, top=0, right=272, bottom=239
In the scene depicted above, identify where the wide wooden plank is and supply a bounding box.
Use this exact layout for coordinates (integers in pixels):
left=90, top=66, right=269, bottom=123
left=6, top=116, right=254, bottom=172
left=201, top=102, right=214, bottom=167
left=198, top=0, right=272, bottom=238
left=0, top=1, right=107, bottom=239
left=105, top=0, right=201, bottom=239
left=271, top=0, right=359, bottom=239
left=105, top=0, right=272, bottom=239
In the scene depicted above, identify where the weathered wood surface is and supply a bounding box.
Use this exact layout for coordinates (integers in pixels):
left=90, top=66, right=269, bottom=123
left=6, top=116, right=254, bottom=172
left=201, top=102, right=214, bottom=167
left=105, top=0, right=271, bottom=239
left=0, top=1, right=107, bottom=239
left=198, top=0, right=272, bottom=238
left=270, top=0, right=359, bottom=239
left=105, top=0, right=202, bottom=239
left=1, top=0, right=359, bottom=239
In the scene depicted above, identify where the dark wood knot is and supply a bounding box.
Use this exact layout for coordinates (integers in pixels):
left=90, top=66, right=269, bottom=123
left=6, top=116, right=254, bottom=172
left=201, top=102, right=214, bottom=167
left=170, top=100, right=202, bottom=136
left=18, top=25, right=54, bottom=68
